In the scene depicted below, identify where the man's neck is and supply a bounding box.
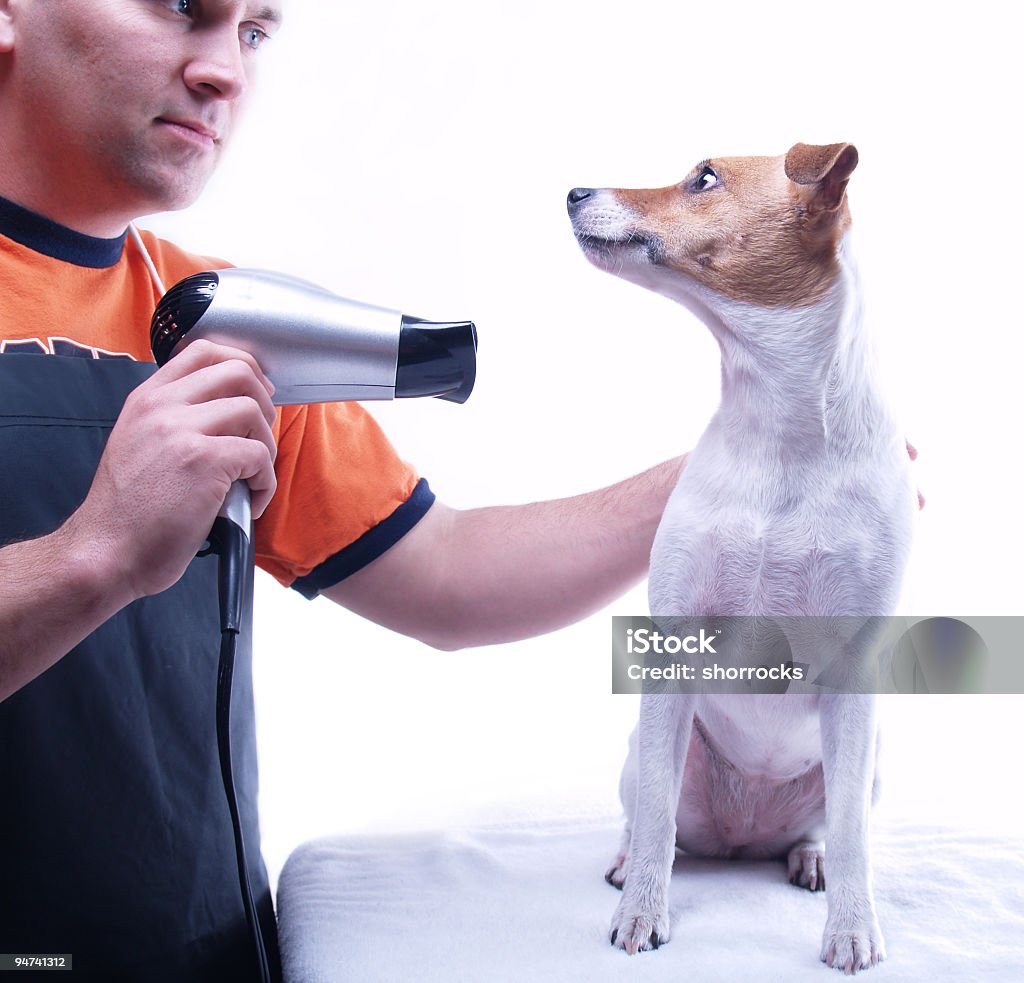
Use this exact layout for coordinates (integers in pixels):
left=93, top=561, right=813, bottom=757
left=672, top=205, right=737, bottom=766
left=0, top=178, right=132, bottom=239
left=0, top=110, right=136, bottom=238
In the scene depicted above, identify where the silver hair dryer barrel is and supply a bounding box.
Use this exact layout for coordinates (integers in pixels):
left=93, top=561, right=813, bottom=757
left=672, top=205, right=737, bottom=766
left=150, top=268, right=477, bottom=405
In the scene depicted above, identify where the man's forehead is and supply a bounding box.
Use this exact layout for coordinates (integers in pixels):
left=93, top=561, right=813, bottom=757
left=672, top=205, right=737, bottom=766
left=211, top=0, right=284, bottom=24
left=248, top=3, right=284, bottom=25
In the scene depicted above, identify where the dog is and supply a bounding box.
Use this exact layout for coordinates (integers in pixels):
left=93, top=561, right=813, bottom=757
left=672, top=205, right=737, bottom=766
left=567, top=143, right=916, bottom=973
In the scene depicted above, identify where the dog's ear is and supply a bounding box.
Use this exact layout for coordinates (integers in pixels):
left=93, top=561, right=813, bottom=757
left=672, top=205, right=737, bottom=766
left=785, top=143, right=859, bottom=213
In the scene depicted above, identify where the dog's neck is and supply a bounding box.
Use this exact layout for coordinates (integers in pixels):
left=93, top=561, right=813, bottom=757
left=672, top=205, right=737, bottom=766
left=672, top=238, right=883, bottom=458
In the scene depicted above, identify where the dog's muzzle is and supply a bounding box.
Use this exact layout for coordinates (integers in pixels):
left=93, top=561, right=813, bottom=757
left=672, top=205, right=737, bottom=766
left=567, top=188, right=663, bottom=264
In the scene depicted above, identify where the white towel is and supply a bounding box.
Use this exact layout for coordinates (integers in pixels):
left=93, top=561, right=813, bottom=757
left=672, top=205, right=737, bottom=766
left=276, top=815, right=1024, bottom=982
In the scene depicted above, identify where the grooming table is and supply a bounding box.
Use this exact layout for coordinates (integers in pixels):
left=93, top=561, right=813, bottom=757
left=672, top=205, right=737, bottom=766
left=276, top=815, right=1024, bottom=981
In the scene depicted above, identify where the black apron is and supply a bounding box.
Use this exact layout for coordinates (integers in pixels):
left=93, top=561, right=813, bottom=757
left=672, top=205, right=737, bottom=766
left=0, top=354, right=280, bottom=981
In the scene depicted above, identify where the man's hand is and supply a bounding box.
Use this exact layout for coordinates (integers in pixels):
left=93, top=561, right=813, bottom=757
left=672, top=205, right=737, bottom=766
left=71, top=339, right=279, bottom=601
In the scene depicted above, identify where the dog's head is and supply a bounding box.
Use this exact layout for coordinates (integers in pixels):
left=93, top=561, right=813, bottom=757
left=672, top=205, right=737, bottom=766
left=568, top=142, right=858, bottom=311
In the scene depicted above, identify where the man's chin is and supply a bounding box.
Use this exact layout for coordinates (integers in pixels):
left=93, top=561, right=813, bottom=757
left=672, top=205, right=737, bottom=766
left=121, top=157, right=218, bottom=218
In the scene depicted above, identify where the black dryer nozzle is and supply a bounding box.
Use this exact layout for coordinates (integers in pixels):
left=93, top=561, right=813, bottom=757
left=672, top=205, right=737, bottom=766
left=396, top=317, right=478, bottom=403
left=150, top=270, right=221, bottom=366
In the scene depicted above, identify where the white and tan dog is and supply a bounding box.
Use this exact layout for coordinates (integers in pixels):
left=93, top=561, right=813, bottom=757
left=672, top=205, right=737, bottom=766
left=568, top=143, right=916, bottom=973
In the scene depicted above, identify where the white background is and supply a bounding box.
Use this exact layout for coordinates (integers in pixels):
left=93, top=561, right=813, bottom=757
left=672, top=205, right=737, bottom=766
left=145, top=0, right=1023, bottom=890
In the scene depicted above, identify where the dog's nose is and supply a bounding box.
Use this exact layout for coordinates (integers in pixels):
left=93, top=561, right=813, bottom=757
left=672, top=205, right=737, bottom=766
left=567, top=187, right=594, bottom=207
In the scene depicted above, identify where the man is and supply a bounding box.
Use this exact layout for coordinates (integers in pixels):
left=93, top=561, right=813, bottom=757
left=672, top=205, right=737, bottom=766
left=0, top=2, right=682, bottom=978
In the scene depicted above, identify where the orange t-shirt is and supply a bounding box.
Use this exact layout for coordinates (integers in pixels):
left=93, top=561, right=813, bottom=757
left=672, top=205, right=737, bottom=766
left=0, top=196, right=431, bottom=595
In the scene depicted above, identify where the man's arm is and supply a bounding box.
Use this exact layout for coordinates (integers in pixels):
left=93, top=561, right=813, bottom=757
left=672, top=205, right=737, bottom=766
left=0, top=342, right=278, bottom=702
left=0, top=518, right=139, bottom=700
left=325, top=456, right=686, bottom=650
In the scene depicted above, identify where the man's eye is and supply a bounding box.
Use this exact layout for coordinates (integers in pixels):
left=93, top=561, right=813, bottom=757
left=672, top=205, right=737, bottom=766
left=694, top=166, right=719, bottom=192
left=241, top=26, right=270, bottom=50
left=172, top=0, right=194, bottom=14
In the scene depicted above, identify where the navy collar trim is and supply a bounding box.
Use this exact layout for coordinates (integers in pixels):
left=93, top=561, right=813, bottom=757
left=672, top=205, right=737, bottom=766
left=0, top=195, right=127, bottom=269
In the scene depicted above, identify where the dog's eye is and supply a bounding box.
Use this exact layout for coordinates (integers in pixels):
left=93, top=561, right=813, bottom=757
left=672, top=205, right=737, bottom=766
left=694, top=166, right=719, bottom=192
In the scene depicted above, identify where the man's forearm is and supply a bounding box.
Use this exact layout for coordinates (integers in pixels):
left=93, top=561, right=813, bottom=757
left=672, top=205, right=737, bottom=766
left=326, top=456, right=686, bottom=650
left=0, top=515, right=135, bottom=701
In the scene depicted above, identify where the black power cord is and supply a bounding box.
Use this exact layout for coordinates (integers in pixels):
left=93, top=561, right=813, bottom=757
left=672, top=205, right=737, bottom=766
left=205, top=516, right=273, bottom=983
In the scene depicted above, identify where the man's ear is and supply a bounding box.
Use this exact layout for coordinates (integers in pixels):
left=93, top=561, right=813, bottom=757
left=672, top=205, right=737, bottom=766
left=0, top=0, right=16, bottom=54
left=784, top=142, right=859, bottom=213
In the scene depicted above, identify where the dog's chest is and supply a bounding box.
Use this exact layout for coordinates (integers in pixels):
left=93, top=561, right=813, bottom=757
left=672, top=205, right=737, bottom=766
left=649, top=441, right=900, bottom=618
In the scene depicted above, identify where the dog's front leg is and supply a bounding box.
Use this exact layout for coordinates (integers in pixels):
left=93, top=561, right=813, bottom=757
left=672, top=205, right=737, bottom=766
left=819, top=693, right=885, bottom=973
left=610, top=691, right=694, bottom=954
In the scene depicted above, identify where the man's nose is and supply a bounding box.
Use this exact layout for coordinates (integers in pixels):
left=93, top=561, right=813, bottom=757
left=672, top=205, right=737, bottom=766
left=182, top=29, right=248, bottom=101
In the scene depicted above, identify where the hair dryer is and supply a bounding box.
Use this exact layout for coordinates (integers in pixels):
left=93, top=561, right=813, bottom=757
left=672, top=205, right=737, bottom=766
left=150, top=267, right=477, bottom=547
left=151, top=267, right=476, bottom=404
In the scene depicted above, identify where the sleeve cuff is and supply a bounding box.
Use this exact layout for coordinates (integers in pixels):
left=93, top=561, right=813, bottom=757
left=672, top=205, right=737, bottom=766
left=289, top=478, right=435, bottom=599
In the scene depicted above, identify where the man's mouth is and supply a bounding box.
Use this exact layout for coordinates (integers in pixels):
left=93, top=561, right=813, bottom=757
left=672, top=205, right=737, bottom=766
left=156, top=117, right=220, bottom=148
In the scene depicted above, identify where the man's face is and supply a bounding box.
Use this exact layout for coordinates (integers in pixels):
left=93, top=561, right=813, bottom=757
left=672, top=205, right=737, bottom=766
left=8, top=0, right=282, bottom=224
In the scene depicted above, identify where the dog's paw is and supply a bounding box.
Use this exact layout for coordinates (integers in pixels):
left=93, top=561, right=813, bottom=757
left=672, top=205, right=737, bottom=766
left=604, top=851, right=630, bottom=889
left=820, top=917, right=886, bottom=974
left=609, top=896, right=670, bottom=955
left=788, top=841, right=826, bottom=892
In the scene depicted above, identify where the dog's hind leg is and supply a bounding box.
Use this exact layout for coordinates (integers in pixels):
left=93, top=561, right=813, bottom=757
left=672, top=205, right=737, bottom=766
left=606, top=728, right=639, bottom=889
left=609, top=692, right=695, bottom=954
left=788, top=840, right=826, bottom=891
left=605, top=826, right=632, bottom=890
left=787, top=791, right=828, bottom=893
